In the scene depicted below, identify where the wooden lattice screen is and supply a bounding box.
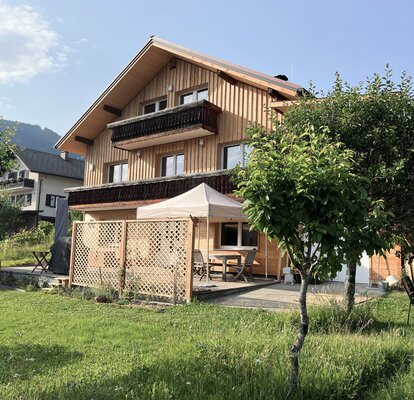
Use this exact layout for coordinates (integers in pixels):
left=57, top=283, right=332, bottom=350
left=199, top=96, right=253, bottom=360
left=69, top=219, right=194, bottom=302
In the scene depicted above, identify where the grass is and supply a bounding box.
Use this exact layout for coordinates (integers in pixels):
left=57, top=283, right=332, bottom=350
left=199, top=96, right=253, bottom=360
left=0, top=242, right=50, bottom=267
left=0, top=290, right=412, bottom=399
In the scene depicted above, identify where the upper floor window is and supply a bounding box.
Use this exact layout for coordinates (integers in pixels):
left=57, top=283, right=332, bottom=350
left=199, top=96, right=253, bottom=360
left=7, top=171, right=18, bottom=180
left=222, top=143, right=252, bottom=169
left=143, top=98, right=167, bottom=115
left=108, top=162, right=128, bottom=183
left=180, top=88, right=208, bottom=105
left=220, top=222, right=258, bottom=249
left=45, top=194, right=63, bottom=208
left=161, top=154, right=184, bottom=177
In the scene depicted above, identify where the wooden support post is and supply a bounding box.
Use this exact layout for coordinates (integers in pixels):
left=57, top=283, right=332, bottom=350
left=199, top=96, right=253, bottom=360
left=185, top=218, right=195, bottom=302
left=277, top=245, right=283, bottom=283
left=68, top=222, right=77, bottom=287
left=119, top=220, right=127, bottom=293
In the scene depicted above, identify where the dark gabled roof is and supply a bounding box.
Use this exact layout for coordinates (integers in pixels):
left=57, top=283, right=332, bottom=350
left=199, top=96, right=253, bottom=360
left=16, top=148, right=84, bottom=181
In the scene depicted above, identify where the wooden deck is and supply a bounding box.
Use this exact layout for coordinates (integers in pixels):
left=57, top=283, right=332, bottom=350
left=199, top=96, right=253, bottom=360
left=193, top=276, right=277, bottom=300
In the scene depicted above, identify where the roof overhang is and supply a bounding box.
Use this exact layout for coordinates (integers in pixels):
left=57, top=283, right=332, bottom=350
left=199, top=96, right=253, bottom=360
left=56, top=37, right=303, bottom=155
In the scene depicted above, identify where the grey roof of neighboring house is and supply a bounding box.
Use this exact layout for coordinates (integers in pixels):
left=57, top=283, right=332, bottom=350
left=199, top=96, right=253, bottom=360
left=17, top=148, right=84, bottom=181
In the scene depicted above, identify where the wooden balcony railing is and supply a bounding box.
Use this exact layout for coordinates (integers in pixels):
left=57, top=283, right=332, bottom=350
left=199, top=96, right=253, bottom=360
left=109, top=100, right=221, bottom=146
left=67, top=170, right=235, bottom=207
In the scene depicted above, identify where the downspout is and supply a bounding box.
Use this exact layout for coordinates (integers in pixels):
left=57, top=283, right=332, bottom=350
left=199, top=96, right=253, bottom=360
left=36, top=175, right=47, bottom=227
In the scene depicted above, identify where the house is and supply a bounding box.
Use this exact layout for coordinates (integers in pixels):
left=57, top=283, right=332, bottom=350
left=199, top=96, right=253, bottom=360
left=0, top=148, right=84, bottom=228
left=55, top=36, right=305, bottom=279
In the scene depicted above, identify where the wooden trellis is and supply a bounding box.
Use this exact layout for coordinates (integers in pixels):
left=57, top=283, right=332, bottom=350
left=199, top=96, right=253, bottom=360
left=69, top=218, right=194, bottom=302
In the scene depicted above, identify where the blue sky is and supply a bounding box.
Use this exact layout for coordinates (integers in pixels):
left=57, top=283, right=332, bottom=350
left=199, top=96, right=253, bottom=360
left=1, top=0, right=413, bottom=136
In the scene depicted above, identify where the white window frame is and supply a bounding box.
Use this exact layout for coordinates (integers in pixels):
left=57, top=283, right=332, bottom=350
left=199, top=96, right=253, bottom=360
left=142, top=97, right=167, bottom=115
left=160, top=153, right=184, bottom=177
left=180, top=87, right=208, bottom=105
left=108, top=162, right=128, bottom=183
left=218, top=222, right=258, bottom=250
left=222, top=142, right=252, bottom=169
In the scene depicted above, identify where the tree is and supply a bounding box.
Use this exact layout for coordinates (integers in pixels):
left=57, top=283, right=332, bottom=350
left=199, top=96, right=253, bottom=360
left=0, top=117, right=16, bottom=175
left=279, top=68, right=413, bottom=311
left=0, top=191, right=21, bottom=240
left=234, top=125, right=387, bottom=390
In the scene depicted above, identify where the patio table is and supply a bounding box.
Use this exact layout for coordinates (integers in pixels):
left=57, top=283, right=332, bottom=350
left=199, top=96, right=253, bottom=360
left=209, top=254, right=241, bottom=281
left=32, top=251, right=50, bottom=273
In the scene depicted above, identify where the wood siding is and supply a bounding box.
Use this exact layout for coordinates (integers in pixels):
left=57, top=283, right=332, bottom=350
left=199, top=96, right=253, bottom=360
left=84, top=59, right=277, bottom=186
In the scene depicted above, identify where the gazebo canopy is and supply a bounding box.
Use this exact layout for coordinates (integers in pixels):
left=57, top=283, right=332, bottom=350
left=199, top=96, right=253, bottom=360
left=136, top=183, right=246, bottom=221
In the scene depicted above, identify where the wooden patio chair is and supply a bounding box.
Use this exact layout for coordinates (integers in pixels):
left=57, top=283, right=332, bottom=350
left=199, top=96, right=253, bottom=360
left=32, top=251, right=50, bottom=274
left=193, top=249, right=212, bottom=281
left=401, top=275, right=414, bottom=325
left=231, top=249, right=256, bottom=282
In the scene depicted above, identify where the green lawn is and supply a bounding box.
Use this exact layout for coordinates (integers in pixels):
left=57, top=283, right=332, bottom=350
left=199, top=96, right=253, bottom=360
left=0, top=290, right=413, bottom=400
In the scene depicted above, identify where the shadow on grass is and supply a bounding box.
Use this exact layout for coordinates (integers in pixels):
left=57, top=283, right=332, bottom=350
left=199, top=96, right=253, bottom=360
left=0, top=343, right=83, bottom=385
left=36, top=346, right=412, bottom=400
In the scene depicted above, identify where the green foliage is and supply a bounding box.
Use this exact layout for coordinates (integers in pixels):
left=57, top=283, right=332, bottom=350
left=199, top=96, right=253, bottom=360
left=0, top=191, right=21, bottom=241
left=282, top=67, right=414, bottom=248
left=0, top=117, right=16, bottom=176
left=235, top=125, right=386, bottom=278
left=0, top=291, right=412, bottom=399
left=0, top=223, right=54, bottom=267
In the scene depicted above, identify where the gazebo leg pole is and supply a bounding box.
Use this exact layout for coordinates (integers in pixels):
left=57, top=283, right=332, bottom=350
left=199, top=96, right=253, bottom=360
left=206, top=217, right=210, bottom=284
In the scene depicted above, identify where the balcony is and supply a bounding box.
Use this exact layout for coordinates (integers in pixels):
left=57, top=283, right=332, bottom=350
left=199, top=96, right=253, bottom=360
left=0, top=178, right=34, bottom=190
left=67, top=170, right=235, bottom=207
left=109, top=100, right=222, bottom=150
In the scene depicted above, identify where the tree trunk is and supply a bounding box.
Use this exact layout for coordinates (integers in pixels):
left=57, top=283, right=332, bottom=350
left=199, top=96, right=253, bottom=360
left=289, top=272, right=310, bottom=390
left=344, top=261, right=357, bottom=313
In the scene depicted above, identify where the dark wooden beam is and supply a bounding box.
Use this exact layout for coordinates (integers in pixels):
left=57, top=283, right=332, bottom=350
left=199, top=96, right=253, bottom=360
left=170, top=58, right=177, bottom=69
left=267, top=88, right=289, bottom=101
left=75, top=136, right=94, bottom=146
left=218, top=70, right=237, bottom=85
left=103, top=104, right=122, bottom=116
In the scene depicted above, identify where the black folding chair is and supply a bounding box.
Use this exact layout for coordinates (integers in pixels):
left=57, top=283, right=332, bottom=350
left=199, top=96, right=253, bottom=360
left=401, top=275, right=414, bottom=325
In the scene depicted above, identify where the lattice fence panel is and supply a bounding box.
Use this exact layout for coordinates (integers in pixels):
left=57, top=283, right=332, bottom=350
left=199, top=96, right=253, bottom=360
left=125, top=220, right=191, bottom=301
left=72, top=221, right=122, bottom=289
left=70, top=219, right=193, bottom=301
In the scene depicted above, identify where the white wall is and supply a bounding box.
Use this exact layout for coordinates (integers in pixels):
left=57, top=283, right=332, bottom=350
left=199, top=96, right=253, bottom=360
left=37, top=174, right=82, bottom=219
left=333, top=251, right=370, bottom=284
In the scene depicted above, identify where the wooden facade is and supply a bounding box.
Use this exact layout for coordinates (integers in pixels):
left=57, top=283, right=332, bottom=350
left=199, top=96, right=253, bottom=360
left=59, top=37, right=303, bottom=279
left=84, top=58, right=278, bottom=186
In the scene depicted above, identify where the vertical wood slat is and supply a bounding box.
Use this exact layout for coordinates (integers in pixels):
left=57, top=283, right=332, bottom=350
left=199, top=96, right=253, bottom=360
left=68, top=221, right=77, bottom=287
left=185, top=218, right=195, bottom=302
left=119, top=220, right=128, bottom=291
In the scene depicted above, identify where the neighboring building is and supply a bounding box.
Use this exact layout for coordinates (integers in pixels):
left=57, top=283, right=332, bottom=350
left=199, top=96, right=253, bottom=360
left=0, top=148, right=84, bottom=228
left=56, top=36, right=304, bottom=278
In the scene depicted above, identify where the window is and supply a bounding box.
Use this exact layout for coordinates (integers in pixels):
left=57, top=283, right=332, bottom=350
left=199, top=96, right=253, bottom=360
left=180, top=88, right=208, bottom=105
left=220, top=222, right=258, bottom=249
left=142, top=98, right=167, bottom=115
left=23, top=193, right=32, bottom=207
left=108, top=162, right=128, bottom=183
left=19, top=170, right=28, bottom=179
left=46, top=194, right=64, bottom=208
left=222, top=143, right=252, bottom=169
left=161, top=154, right=184, bottom=177
left=7, top=171, right=18, bottom=180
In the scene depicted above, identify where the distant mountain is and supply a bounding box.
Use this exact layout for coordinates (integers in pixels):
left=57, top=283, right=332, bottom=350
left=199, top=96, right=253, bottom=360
left=2, top=119, right=61, bottom=154
left=1, top=119, right=82, bottom=159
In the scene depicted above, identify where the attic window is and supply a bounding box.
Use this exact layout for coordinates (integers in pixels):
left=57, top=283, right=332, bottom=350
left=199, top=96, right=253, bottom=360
left=180, top=88, right=208, bottom=105
left=142, top=98, right=167, bottom=115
